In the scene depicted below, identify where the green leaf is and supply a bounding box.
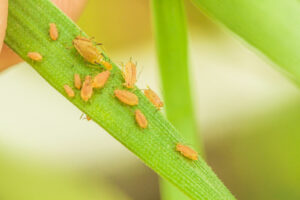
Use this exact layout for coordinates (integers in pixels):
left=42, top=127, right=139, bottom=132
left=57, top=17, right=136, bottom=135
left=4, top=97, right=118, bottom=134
left=4, top=0, right=235, bottom=199
left=151, top=0, right=202, bottom=199
left=191, top=0, right=300, bottom=85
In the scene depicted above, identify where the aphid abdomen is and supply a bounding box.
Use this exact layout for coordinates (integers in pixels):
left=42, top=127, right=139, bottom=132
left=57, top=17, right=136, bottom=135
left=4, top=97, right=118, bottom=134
left=100, top=60, right=113, bottom=70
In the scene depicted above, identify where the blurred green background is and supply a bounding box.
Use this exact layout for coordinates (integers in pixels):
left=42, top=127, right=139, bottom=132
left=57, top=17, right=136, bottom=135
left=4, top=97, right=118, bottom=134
left=0, top=0, right=300, bottom=199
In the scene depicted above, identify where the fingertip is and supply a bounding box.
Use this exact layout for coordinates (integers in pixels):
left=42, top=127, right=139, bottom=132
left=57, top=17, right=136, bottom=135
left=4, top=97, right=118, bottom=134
left=0, top=0, right=88, bottom=71
left=52, top=0, right=88, bottom=21
left=0, top=0, right=8, bottom=52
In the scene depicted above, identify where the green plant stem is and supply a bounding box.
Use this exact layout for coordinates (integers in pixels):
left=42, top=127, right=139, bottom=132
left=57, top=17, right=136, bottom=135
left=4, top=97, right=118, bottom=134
left=5, top=0, right=235, bottom=199
left=191, top=0, right=300, bottom=86
left=151, top=0, right=202, bottom=199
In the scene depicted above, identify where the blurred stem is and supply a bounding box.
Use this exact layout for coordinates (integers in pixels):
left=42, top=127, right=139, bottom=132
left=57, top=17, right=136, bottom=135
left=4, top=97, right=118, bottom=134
left=151, top=0, right=202, bottom=199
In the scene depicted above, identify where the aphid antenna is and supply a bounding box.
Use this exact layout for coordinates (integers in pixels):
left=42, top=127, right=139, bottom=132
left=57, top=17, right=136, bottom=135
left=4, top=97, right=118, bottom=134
left=100, top=45, right=108, bottom=53
left=154, top=107, right=161, bottom=112
left=65, top=43, right=73, bottom=50
left=78, top=30, right=84, bottom=37
left=124, top=86, right=137, bottom=92
left=137, top=64, right=144, bottom=81
left=79, top=113, right=85, bottom=120
left=87, top=63, right=101, bottom=69
left=141, top=85, right=151, bottom=91
left=77, top=31, right=93, bottom=40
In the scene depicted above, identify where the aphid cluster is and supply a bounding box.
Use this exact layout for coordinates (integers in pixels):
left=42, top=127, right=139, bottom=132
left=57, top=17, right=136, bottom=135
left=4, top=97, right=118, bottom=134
left=28, top=23, right=198, bottom=161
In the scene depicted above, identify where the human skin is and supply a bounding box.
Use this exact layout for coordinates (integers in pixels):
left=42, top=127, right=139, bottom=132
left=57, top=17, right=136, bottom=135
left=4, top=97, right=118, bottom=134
left=0, top=0, right=88, bottom=71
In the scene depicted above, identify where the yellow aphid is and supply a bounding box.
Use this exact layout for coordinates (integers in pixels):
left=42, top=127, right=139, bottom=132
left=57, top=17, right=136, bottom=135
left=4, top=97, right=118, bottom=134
left=27, top=52, right=42, bottom=61
left=135, top=109, right=148, bottom=129
left=74, top=74, right=82, bottom=89
left=122, top=60, right=137, bottom=88
left=176, top=144, right=198, bottom=161
left=63, top=84, right=75, bottom=98
left=114, top=89, right=138, bottom=106
left=73, top=36, right=103, bottom=64
left=144, top=87, right=163, bottom=109
left=81, top=75, right=93, bottom=102
left=49, top=23, right=58, bottom=40
left=92, top=70, right=110, bottom=89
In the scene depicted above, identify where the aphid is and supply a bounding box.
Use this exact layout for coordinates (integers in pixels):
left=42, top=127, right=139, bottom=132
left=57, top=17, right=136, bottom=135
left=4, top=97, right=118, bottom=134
left=92, top=70, right=110, bottom=89
left=176, top=144, right=198, bottom=161
left=80, top=113, right=91, bottom=121
left=144, top=87, right=163, bottom=109
left=72, top=36, right=102, bottom=63
left=27, top=52, right=43, bottom=61
left=49, top=23, right=58, bottom=41
left=122, top=60, right=137, bottom=88
left=72, top=36, right=112, bottom=70
left=114, top=89, right=138, bottom=106
left=63, top=84, right=75, bottom=98
left=86, top=115, right=91, bottom=121
left=135, top=109, right=148, bottom=129
left=74, top=74, right=82, bottom=90
left=81, top=75, right=93, bottom=102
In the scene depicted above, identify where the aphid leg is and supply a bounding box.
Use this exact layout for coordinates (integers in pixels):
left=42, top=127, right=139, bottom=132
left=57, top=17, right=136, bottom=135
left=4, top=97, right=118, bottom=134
left=65, top=44, right=73, bottom=49
left=121, top=63, right=125, bottom=79
left=100, top=44, right=108, bottom=52
left=78, top=30, right=84, bottom=37
left=137, top=64, right=144, bottom=81
left=87, top=63, right=101, bottom=69
left=80, top=113, right=85, bottom=120
left=155, top=108, right=161, bottom=113
left=77, top=31, right=92, bottom=41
